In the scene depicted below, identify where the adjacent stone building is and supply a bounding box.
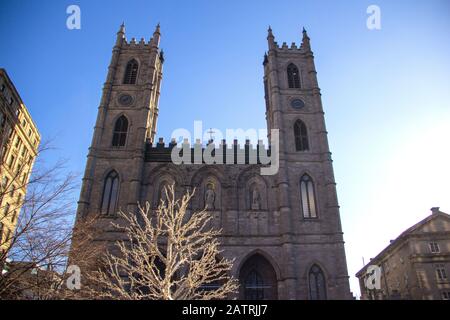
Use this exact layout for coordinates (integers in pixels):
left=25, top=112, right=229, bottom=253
left=0, top=68, right=40, bottom=254
left=356, top=208, right=450, bottom=300
left=73, top=24, right=352, bottom=299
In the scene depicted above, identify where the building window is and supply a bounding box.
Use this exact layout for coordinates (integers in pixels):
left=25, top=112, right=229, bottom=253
left=123, top=59, right=139, bottom=84
left=1, top=176, right=9, bottom=189
left=238, top=253, right=278, bottom=300
left=294, top=120, right=309, bottom=151
left=436, top=264, right=447, bottom=281
left=112, top=116, right=129, bottom=147
left=11, top=211, right=18, bottom=223
left=9, top=97, right=13, bottom=105
left=100, top=170, right=120, bottom=216
left=244, top=270, right=265, bottom=300
left=287, top=63, right=301, bottom=89
left=1, top=83, right=5, bottom=92
left=10, top=184, right=15, bottom=198
left=442, top=291, right=450, bottom=300
left=309, top=264, right=327, bottom=300
left=7, top=155, right=15, bottom=168
left=1, top=146, right=6, bottom=162
left=3, top=203, right=10, bottom=218
left=429, top=242, right=440, bottom=253
left=300, top=174, right=317, bottom=218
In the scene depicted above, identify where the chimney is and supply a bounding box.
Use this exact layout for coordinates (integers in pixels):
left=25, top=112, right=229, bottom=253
left=431, top=207, right=440, bottom=215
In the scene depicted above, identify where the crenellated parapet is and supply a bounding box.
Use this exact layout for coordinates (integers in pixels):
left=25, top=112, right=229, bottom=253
left=122, top=37, right=153, bottom=48
left=115, top=22, right=161, bottom=50
left=266, top=26, right=312, bottom=55
left=145, top=137, right=272, bottom=164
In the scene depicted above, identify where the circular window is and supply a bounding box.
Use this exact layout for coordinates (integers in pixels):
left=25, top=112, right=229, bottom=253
left=290, top=99, right=305, bottom=109
left=118, top=94, right=133, bottom=106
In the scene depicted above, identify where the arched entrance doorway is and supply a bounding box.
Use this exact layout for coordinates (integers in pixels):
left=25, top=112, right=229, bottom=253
left=238, top=253, right=278, bottom=300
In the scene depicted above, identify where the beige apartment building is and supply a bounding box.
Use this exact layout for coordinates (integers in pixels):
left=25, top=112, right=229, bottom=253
left=356, top=207, right=450, bottom=300
left=0, top=68, right=40, bottom=254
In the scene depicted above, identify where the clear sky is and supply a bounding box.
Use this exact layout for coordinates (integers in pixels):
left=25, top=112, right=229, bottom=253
left=1, top=0, right=449, bottom=298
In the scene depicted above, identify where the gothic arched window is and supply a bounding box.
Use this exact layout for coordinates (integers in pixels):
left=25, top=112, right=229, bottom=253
left=123, top=59, right=139, bottom=84
left=112, top=115, right=128, bottom=147
left=100, top=170, right=119, bottom=216
left=309, top=264, right=327, bottom=300
left=239, top=253, right=278, bottom=300
left=294, top=120, right=309, bottom=151
left=287, top=63, right=301, bottom=89
left=300, top=174, right=317, bottom=218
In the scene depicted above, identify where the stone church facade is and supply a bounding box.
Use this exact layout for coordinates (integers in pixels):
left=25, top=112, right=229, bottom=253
left=74, top=23, right=352, bottom=300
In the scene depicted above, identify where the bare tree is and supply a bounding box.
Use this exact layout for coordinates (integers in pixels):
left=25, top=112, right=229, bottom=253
left=0, top=141, right=98, bottom=299
left=89, top=185, right=239, bottom=300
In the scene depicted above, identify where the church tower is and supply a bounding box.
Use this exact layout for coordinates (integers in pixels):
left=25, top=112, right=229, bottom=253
left=76, top=23, right=164, bottom=219
left=262, top=27, right=351, bottom=299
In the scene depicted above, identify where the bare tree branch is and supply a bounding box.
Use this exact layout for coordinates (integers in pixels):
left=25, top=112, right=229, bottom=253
left=88, top=185, right=238, bottom=300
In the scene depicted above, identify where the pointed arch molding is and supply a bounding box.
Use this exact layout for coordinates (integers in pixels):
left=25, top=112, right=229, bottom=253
left=111, top=112, right=132, bottom=127
left=190, top=166, right=227, bottom=211
left=236, top=165, right=269, bottom=211
left=303, top=260, right=329, bottom=279
left=236, top=249, right=281, bottom=280
left=142, top=163, right=184, bottom=207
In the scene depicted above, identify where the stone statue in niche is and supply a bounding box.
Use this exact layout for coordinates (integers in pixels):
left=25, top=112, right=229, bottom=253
left=251, top=188, right=261, bottom=210
left=205, top=183, right=215, bottom=210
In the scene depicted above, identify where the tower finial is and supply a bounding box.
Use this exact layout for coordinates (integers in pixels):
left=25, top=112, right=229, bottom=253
left=301, top=26, right=311, bottom=51
left=154, top=22, right=161, bottom=35
left=150, top=23, right=161, bottom=47
left=118, top=22, right=125, bottom=33
left=302, top=26, right=310, bottom=40
left=116, top=22, right=126, bottom=46
left=267, top=26, right=275, bottom=50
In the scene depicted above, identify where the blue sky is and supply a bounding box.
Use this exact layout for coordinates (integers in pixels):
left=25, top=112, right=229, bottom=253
left=1, top=0, right=450, bottom=297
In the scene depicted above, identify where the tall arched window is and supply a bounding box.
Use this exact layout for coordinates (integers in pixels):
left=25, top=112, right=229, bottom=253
left=300, top=174, right=317, bottom=218
left=287, top=63, right=301, bottom=89
left=123, top=59, right=139, bottom=84
left=309, top=264, right=327, bottom=300
left=100, top=170, right=119, bottom=216
left=112, top=115, right=128, bottom=147
left=294, top=120, right=309, bottom=151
